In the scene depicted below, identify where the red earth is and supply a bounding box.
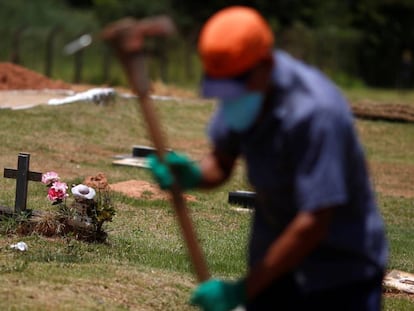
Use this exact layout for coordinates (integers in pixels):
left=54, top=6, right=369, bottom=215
left=0, top=62, right=71, bottom=90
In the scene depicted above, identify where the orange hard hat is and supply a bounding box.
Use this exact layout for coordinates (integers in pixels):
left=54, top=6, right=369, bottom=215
left=198, top=6, right=274, bottom=78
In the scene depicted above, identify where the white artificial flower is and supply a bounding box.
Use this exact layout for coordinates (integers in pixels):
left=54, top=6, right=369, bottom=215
left=71, top=184, right=96, bottom=200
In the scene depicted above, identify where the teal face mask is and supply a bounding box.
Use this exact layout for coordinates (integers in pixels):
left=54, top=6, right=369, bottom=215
left=221, top=92, right=264, bottom=132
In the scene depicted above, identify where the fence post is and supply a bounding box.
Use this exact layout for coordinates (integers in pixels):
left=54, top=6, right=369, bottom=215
left=158, top=39, right=169, bottom=83
left=71, top=30, right=90, bottom=84
left=44, top=26, right=61, bottom=77
left=73, top=49, right=84, bottom=83
left=102, top=45, right=112, bottom=83
left=10, top=25, right=27, bottom=64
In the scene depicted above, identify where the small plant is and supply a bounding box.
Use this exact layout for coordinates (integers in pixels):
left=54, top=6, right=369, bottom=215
left=29, top=211, right=65, bottom=237
left=31, top=171, right=116, bottom=242
left=0, top=212, right=30, bottom=235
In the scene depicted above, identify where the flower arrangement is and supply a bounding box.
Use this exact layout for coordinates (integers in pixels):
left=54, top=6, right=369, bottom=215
left=34, top=171, right=116, bottom=242
left=42, top=171, right=68, bottom=204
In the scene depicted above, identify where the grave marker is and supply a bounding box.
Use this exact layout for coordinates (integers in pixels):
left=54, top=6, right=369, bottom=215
left=112, top=145, right=174, bottom=168
left=228, top=191, right=256, bottom=209
left=3, top=153, right=42, bottom=213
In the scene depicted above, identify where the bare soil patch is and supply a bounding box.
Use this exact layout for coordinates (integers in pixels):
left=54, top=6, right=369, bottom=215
left=383, top=288, right=414, bottom=303
left=0, top=62, right=71, bottom=90
left=110, top=180, right=196, bottom=202
left=370, top=162, right=414, bottom=198
left=351, top=100, right=414, bottom=123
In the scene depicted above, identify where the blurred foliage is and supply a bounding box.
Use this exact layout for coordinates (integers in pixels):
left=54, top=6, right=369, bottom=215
left=0, top=0, right=97, bottom=31
left=93, top=0, right=171, bottom=24
left=1, top=0, right=414, bottom=88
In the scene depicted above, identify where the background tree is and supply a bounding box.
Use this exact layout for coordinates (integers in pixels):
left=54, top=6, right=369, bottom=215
left=352, top=0, right=414, bottom=87
left=1, top=0, right=414, bottom=88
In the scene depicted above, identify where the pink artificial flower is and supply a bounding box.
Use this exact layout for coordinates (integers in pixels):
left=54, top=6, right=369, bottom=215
left=47, top=181, right=68, bottom=202
left=42, top=171, right=60, bottom=186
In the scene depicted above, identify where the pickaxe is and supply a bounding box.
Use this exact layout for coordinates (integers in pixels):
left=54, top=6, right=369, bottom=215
left=101, top=16, right=210, bottom=283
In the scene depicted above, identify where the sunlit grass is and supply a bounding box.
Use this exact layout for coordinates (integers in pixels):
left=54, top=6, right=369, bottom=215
left=0, top=89, right=413, bottom=308
left=344, top=87, right=414, bottom=106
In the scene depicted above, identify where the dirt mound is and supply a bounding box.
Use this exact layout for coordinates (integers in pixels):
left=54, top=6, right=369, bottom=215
left=83, top=172, right=111, bottom=191
left=0, top=62, right=71, bottom=90
left=110, top=180, right=196, bottom=202
left=351, top=100, right=414, bottom=123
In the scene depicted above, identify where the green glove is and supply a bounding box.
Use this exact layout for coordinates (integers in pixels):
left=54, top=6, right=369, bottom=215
left=146, top=151, right=202, bottom=190
left=190, top=278, right=246, bottom=311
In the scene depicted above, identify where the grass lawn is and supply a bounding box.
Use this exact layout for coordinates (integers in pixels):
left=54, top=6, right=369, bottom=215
left=0, top=87, right=413, bottom=310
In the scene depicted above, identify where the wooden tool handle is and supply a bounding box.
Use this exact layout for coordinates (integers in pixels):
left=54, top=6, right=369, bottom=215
left=124, top=53, right=210, bottom=282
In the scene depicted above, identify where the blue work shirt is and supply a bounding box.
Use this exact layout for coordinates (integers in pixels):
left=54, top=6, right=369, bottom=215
left=207, top=50, right=388, bottom=292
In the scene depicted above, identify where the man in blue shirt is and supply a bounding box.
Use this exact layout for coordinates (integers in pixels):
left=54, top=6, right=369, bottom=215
left=148, top=6, right=388, bottom=311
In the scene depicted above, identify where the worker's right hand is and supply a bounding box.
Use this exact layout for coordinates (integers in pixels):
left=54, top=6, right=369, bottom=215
left=190, top=278, right=246, bottom=311
left=146, top=151, right=202, bottom=190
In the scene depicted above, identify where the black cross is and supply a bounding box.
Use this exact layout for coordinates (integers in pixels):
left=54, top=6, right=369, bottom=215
left=3, top=153, right=42, bottom=213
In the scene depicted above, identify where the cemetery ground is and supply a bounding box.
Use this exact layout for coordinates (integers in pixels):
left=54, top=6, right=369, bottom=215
left=0, top=86, right=414, bottom=310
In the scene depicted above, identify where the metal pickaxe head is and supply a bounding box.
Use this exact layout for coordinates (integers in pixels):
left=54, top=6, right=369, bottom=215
left=101, top=15, right=176, bottom=54
left=101, top=15, right=176, bottom=95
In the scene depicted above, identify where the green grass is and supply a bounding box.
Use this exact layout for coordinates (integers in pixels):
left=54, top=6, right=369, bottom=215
left=0, top=90, right=413, bottom=309
left=344, top=87, right=414, bottom=106
left=380, top=196, right=414, bottom=273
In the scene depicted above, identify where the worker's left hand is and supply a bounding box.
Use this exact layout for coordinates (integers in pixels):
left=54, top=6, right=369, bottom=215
left=190, top=278, right=246, bottom=311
